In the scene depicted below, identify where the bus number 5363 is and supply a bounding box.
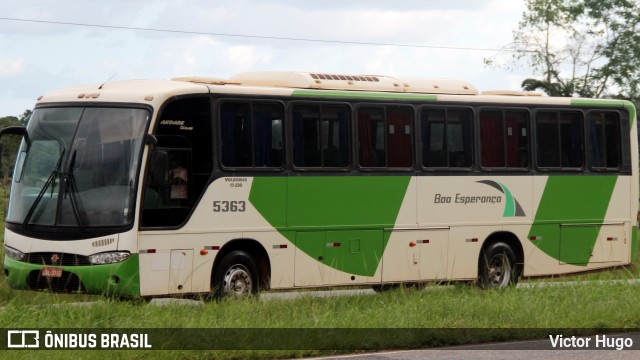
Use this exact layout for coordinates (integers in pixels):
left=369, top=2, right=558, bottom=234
left=213, top=200, right=246, bottom=212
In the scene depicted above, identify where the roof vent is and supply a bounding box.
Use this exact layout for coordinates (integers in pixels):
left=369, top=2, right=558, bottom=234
left=481, top=90, right=543, bottom=96
left=229, top=71, right=478, bottom=95
left=310, top=73, right=380, bottom=82
left=172, top=76, right=233, bottom=85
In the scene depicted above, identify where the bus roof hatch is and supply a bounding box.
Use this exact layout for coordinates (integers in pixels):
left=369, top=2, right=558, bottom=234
left=228, top=71, right=478, bottom=95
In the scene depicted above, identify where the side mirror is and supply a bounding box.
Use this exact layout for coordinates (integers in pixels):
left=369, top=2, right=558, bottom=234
left=0, top=126, right=29, bottom=149
left=0, top=126, right=26, bottom=139
left=144, top=133, right=158, bottom=150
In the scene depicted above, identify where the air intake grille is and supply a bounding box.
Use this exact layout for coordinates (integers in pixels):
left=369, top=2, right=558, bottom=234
left=24, top=253, right=91, bottom=266
left=310, top=73, right=380, bottom=82
left=27, top=270, right=85, bottom=293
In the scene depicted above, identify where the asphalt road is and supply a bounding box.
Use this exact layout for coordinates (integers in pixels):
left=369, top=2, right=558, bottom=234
left=307, top=332, right=640, bottom=359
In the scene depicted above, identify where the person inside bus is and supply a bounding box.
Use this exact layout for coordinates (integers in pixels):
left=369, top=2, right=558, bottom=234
left=169, top=156, right=188, bottom=200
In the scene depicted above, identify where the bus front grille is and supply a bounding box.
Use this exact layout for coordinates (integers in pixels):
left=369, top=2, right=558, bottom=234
left=24, top=253, right=91, bottom=266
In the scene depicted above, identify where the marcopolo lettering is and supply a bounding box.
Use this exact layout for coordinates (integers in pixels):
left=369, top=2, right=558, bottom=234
left=160, top=120, right=185, bottom=126
left=160, top=119, right=193, bottom=131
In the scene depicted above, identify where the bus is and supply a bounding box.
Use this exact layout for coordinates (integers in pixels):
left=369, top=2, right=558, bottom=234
left=1, top=71, right=637, bottom=298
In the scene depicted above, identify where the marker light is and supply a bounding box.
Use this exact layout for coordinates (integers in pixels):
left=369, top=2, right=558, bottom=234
left=89, top=251, right=130, bottom=265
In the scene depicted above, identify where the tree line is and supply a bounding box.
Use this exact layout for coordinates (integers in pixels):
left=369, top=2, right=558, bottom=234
left=489, top=0, right=640, bottom=109
left=0, top=110, right=31, bottom=186
left=1, top=1, right=639, bottom=186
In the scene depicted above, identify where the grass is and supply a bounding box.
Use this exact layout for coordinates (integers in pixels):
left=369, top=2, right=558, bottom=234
left=5, top=282, right=638, bottom=329
left=1, top=281, right=639, bottom=359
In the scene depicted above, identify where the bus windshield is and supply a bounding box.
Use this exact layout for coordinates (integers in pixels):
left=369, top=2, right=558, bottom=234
left=6, top=107, right=149, bottom=230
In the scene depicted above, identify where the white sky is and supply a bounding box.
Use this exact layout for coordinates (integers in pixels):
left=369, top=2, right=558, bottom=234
left=0, top=0, right=531, bottom=118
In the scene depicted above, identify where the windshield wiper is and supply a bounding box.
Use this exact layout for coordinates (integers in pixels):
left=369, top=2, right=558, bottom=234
left=22, top=149, right=65, bottom=228
left=61, top=150, right=89, bottom=231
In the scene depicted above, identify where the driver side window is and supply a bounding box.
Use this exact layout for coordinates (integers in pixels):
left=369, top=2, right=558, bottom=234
left=141, top=97, right=211, bottom=228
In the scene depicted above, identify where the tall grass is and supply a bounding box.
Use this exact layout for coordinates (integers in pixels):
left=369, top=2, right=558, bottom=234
left=1, top=282, right=639, bottom=359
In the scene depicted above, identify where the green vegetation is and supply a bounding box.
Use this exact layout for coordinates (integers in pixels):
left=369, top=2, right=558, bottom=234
left=1, top=280, right=639, bottom=359
left=491, top=0, right=640, bottom=103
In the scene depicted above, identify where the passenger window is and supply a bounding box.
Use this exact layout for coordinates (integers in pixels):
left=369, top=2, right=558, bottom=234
left=421, top=108, right=473, bottom=168
left=292, top=104, right=350, bottom=168
left=536, top=111, right=583, bottom=169
left=480, top=110, right=529, bottom=169
left=358, top=106, right=413, bottom=168
left=588, top=111, right=621, bottom=169
left=220, top=102, right=284, bottom=168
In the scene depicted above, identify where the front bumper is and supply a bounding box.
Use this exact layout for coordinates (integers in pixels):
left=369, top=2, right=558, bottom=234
left=3, top=254, right=140, bottom=297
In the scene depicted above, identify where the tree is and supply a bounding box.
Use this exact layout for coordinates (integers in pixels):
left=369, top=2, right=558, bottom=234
left=0, top=110, right=31, bottom=186
left=492, top=0, right=640, bottom=101
left=19, top=109, right=32, bottom=124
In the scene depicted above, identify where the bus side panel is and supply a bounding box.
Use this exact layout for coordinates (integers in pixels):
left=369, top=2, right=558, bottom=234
left=628, top=103, right=639, bottom=261
left=417, top=177, right=532, bottom=226
left=243, top=230, right=295, bottom=289
left=381, top=230, right=422, bottom=282
left=447, top=226, right=492, bottom=280
left=526, top=175, right=628, bottom=276
left=380, top=177, right=423, bottom=282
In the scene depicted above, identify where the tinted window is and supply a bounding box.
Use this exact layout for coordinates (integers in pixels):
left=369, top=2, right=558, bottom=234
left=588, top=111, right=621, bottom=169
left=220, top=102, right=284, bottom=168
left=358, top=106, right=413, bottom=168
left=421, top=108, right=473, bottom=168
left=480, top=109, right=529, bottom=169
left=536, top=111, right=583, bottom=168
left=292, top=104, right=350, bottom=168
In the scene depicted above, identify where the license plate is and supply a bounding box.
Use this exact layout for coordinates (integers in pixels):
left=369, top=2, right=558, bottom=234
left=41, top=267, right=63, bottom=278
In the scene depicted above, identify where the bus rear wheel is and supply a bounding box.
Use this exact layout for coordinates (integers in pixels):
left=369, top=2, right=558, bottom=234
left=478, top=242, right=518, bottom=289
left=213, top=251, right=259, bottom=299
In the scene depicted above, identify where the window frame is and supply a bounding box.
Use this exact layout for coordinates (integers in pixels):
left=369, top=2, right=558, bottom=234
left=419, top=105, right=475, bottom=172
left=478, top=107, right=531, bottom=172
left=289, top=101, right=353, bottom=172
left=217, top=98, right=286, bottom=172
left=356, top=103, right=415, bottom=171
left=586, top=110, right=623, bottom=172
left=533, top=108, right=585, bottom=172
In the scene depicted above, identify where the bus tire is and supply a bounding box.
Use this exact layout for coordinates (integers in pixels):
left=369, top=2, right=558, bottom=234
left=478, top=242, right=518, bottom=289
left=213, top=250, right=259, bottom=299
left=371, top=284, right=399, bottom=293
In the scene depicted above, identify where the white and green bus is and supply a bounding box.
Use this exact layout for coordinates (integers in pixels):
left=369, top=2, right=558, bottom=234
left=1, top=71, right=637, bottom=298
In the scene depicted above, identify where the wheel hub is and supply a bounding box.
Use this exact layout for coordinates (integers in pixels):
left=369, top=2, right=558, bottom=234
left=487, top=254, right=511, bottom=287
left=223, top=265, right=252, bottom=297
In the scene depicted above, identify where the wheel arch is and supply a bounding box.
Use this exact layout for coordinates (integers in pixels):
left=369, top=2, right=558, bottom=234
left=211, top=238, right=271, bottom=291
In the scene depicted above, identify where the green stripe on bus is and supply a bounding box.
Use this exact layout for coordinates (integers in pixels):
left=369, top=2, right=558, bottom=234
left=571, top=99, right=636, bottom=127
left=528, top=176, right=618, bottom=266
left=249, top=176, right=411, bottom=276
left=292, top=89, right=438, bottom=102
left=570, top=99, right=626, bottom=107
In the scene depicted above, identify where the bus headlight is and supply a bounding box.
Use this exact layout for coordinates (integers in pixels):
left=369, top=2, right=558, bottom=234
left=4, top=246, right=26, bottom=262
left=89, top=251, right=130, bottom=265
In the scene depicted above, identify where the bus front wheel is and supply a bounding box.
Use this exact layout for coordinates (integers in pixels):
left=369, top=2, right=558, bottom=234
left=213, top=251, right=259, bottom=299
left=478, top=242, right=518, bottom=289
